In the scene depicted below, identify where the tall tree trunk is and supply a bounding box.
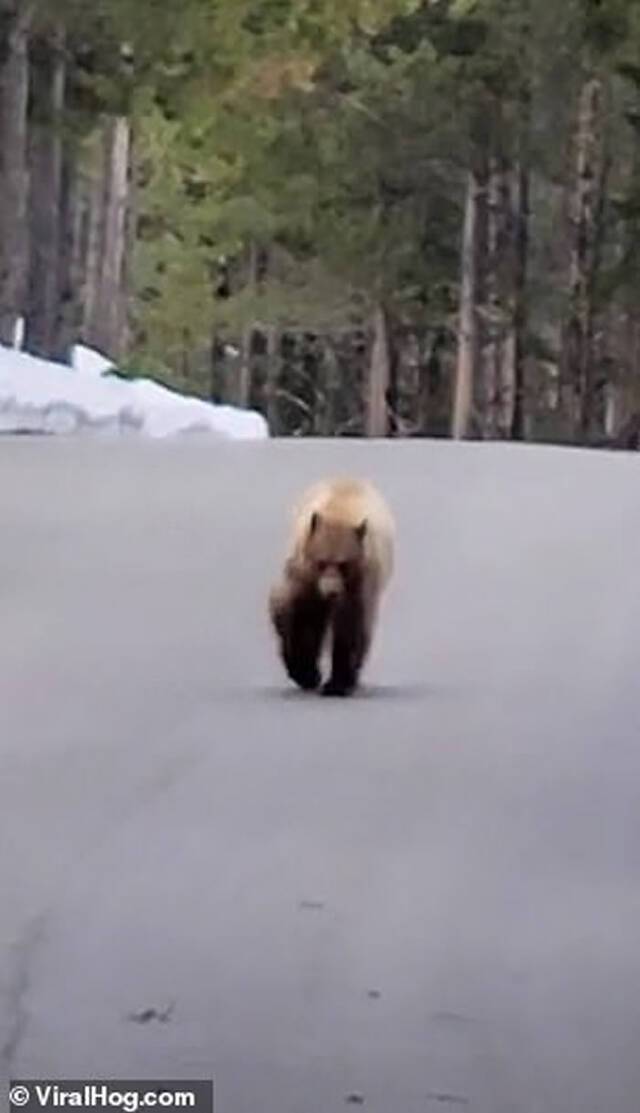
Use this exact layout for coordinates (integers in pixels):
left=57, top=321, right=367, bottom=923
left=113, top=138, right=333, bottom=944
left=179, top=327, right=191, bottom=383
left=81, top=135, right=105, bottom=341
left=319, top=337, right=340, bottom=437
left=387, top=328, right=401, bottom=436
left=209, top=333, right=225, bottom=402
left=478, top=146, right=530, bottom=442
left=83, top=115, right=130, bottom=359
left=620, top=309, right=640, bottom=434
left=509, top=161, right=529, bottom=440
left=264, top=325, right=280, bottom=434
left=51, top=148, right=80, bottom=362
left=365, top=302, right=390, bottom=437
left=236, top=241, right=267, bottom=408
left=237, top=321, right=254, bottom=408
left=121, top=122, right=137, bottom=357
left=561, top=72, right=608, bottom=442
left=0, top=1, right=31, bottom=345
left=23, top=24, right=66, bottom=361
left=452, top=168, right=484, bottom=439
left=209, top=255, right=231, bottom=401
left=68, top=162, right=91, bottom=339
left=506, top=0, right=532, bottom=442
left=480, top=155, right=509, bottom=439
left=419, top=329, right=445, bottom=435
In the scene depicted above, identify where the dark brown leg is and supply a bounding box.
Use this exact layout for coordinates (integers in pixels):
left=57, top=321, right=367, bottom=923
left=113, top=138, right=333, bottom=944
left=282, top=590, right=330, bottom=691
left=322, top=593, right=367, bottom=697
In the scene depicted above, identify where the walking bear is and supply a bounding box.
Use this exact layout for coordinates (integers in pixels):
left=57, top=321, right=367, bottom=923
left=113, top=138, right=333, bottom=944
left=269, top=478, right=394, bottom=696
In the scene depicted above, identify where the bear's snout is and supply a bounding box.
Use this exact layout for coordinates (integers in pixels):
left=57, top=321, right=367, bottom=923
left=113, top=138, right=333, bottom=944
left=317, top=568, right=344, bottom=599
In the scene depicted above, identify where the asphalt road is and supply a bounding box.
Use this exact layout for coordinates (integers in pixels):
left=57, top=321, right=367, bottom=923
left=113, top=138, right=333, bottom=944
left=1, top=436, right=639, bottom=1113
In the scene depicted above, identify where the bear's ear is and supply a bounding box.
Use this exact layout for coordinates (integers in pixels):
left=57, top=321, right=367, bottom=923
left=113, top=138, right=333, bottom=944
left=309, top=511, right=321, bottom=535
left=355, top=519, right=367, bottom=542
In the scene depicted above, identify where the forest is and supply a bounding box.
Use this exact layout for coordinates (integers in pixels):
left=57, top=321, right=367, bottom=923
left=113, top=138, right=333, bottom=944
left=2, top=0, right=640, bottom=445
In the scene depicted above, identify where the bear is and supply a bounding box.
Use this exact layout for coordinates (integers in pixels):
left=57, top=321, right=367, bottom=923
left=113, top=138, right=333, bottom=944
left=269, top=477, right=394, bottom=696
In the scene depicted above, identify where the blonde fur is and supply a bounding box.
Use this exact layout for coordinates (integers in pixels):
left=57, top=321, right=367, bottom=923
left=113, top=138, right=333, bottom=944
left=289, top=477, right=394, bottom=588
left=269, top=477, right=395, bottom=694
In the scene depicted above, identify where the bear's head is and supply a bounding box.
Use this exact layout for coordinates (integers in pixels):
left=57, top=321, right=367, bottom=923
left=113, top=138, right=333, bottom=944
left=302, top=511, right=367, bottom=599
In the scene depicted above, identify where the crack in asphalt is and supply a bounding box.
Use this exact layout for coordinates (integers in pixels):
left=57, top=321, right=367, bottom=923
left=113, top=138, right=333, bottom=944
left=1, top=916, right=47, bottom=1077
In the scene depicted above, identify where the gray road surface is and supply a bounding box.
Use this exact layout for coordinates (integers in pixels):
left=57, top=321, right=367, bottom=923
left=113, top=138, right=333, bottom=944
left=1, top=437, right=640, bottom=1113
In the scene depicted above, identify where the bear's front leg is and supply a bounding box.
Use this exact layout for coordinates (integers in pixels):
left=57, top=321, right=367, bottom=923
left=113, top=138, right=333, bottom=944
left=322, top=594, right=366, bottom=697
left=284, top=590, right=330, bottom=692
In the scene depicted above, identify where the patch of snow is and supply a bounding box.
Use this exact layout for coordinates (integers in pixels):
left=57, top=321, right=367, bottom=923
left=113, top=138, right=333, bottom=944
left=0, top=342, right=268, bottom=440
left=72, top=344, right=114, bottom=378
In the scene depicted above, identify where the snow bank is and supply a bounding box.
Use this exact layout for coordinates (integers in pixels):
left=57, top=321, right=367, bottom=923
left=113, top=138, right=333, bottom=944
left=0, top=342, right=268, bottom=439
left=71, top=344, right=114, bottom=378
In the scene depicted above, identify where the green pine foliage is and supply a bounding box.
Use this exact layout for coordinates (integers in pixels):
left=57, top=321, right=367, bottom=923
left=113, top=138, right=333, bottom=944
left=4, top=0, right=640, bottom=436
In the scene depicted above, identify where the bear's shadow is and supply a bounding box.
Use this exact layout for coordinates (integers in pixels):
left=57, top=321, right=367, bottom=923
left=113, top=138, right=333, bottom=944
left=260, top=681, right=445, bottom=703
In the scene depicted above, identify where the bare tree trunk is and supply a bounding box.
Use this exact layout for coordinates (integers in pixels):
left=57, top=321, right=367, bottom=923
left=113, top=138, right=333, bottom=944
left=0, top=1, right=31, bottom=344
left=452, top=169, right=484, bottom=439
left=603, top=374, right=618, bottom=440
left=510, top=161, right=529, bottom=440
left=480, top=156, right=508, bottom=438
left=81, top=136, right=104, bottom=339
left=237, top=321, right=253, bottom=408
left=319, top=338, right=340, bottom=436
left=23, top=25, right=66, bottom=361
left=68, top=164, right=91, bottom=345
left=478, top=148, right=530, bottom=442
left=418, top=329, right=445, bottom=435
left=209, top=333, right=224, bottom=401
left=264, top=325, right=280, bottom=434
left=365, top=302, right=390, bottom=437
left=236, top=241, right=267, bottom=408
left=121, top=122, right=137, bottom=357
left=179, top=327, right=191, bottom=383
left=505, top=1, right=532, bottom=442
left=51, top=149, right=81, bottom=362
left=620, top=310, right=640, bottom=431
left=387, top=329, right=401, bottom=436
left=495, top=165, right=519, bottom=440
left=83, top=115, right=130, bottom=359
left=561, top=73, right=608, bottom=442
left=100, top=116, right=130, bottom=359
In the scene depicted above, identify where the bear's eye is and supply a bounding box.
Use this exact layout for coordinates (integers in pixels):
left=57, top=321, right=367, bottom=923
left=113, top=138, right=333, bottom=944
left=337, top=561, right=349, bottom=574
left=317, top=560, right=329, bottom=572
